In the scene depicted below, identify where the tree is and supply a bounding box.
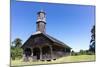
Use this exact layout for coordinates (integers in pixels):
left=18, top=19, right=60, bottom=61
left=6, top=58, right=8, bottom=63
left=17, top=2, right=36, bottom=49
left=71, top=50, right=78, bottom=56
left=11, top=45, right=16, bottom=60
left=89, top=25, right=95, bottom=53
left=79, top=50, right=84, bottom=55
left=12, top=38, right=22, bottom=47
left=79, top=50, right=90, bottom=55
left=11, top=47, right=23, bottom=60
left=11, top=38, right=23, bottom=60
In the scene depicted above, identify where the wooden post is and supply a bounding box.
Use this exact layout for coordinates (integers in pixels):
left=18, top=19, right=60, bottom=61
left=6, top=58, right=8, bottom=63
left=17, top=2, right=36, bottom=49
left=65, top=48, right=66, bottom=52
left=31, top=48, right=33, bottom=56
left=23, top=48, right=29, bottom=62
left=31, top=48, right=33, bottom=61
left=39, top=47, right=42, bottom=60
left=22, top=48, right=25, bottom=61
left=50, top=46, right=53, bottom=60
left=70, top=49, right=71, bottom=56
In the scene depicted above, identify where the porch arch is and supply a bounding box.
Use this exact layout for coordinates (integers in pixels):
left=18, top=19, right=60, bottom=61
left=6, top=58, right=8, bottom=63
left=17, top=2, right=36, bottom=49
left=33, top=47, right=40, bottom=60
left=24, top=48, right=32, bottom=57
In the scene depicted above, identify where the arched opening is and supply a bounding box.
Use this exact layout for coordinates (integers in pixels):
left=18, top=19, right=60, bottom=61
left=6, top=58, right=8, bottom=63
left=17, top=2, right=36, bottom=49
left=24, top=48, right=32, bottom=57
left=42, top=46, right=52, bottom=60
left=42, top=46, right=50, bottom=54
left=33, top=47, right=40, bottom=60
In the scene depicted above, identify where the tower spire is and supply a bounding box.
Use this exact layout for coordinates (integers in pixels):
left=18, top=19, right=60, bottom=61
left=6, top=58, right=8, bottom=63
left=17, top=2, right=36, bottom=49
left=36, top=10, right=46, bottom=33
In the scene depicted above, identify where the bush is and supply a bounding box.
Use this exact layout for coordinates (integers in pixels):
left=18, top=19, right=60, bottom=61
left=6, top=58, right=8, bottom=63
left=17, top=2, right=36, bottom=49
left=74, top=53, right=79, bottom=56
left=71, top=51, right=79, bottom=56
left=79, top=50, right=87, bottom=55
left=71, top=50, right=95, bottom=56
left=11, top=49, right=16, bottom=60
left=11, top=47, right=23, bottom=60
left=79, top=50, right=95, bottom=55
left=86, top=51, right=95, bottom=55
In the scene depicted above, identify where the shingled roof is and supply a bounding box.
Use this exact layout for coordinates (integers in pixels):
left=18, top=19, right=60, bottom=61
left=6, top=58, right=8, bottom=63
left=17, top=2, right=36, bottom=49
left=22, top=31, right=71, bottom=49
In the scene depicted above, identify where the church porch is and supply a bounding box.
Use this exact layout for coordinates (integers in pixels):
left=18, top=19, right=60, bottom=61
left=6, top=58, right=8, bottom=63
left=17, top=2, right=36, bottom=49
left=23, top=45, right=54, bottom=62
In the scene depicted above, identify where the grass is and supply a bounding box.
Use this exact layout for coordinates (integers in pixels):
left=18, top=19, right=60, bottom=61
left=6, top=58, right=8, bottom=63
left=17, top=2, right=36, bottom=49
left=11, top=55, right=95, bottom=66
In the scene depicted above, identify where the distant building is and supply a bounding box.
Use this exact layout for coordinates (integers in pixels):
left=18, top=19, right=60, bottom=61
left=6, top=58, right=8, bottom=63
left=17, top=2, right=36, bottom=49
left=22, top=10, right=71, bottom=61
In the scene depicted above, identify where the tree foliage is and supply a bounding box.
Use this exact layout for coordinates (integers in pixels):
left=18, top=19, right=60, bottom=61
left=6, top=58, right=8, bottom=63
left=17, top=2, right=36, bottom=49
left=79, top=50, right=84, bottom=55
left=71, top=50, right=79, bottom=56
left=79, top=50, right=94, bottom=55
left=89, top=25, right=95, bottom=53
left=12, top=38, right=22, bottom=47
left=71, top=49, right=94, bottom=56
left=11, top=38, right=23, bottom=60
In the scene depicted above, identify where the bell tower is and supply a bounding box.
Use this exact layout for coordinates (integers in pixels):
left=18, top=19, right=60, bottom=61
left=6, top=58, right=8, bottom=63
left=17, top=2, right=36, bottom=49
left=36, top=10, right=46, bottom=33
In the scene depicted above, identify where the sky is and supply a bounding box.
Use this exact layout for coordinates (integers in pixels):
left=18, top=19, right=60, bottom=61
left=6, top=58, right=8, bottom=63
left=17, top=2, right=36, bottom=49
left=11, top=0, right=95, bottom=52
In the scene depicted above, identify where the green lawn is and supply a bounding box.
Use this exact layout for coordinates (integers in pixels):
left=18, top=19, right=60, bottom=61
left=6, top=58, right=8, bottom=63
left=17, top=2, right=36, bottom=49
left=11, top=55, right=95, bottom=66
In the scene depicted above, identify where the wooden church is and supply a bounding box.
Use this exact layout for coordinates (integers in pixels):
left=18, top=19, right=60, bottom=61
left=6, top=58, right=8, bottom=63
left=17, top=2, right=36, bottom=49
left=22, top=10, right=71, bottom=61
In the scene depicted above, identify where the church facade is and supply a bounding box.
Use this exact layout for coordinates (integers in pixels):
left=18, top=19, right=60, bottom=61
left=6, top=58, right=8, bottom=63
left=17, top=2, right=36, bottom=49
left=21, top=10, right=71, bottom=61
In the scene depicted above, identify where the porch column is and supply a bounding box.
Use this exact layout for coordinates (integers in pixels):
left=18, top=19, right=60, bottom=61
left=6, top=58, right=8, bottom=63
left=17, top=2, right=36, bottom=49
left=23, top=51, right=26, bottom=61
left=39, top=47, right=42, bottom=60
left=23, top=48, right=29, bottom=62
left=65, top=48, right=67, bottom=55
left=65, top=48, right=66, bottom=52
left=31, top=48, right=33, bottom=61
left=31, top=48, right=33, bottom=56
left=49, top=46, right=53, bottom=59
left=70, top=49, right=71, bottom=56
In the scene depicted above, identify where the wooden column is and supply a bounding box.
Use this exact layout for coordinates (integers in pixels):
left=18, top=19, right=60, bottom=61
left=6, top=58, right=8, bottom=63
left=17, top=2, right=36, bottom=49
left=65, top=48, right=66, bottom=52
left=70, top=49, right=71, bottom=56
left=49, top=46, right=53, bottom=59
left=23, top=48, right=29, bottom=62
left=39, top=47, right=42, bottom=60
left=23, top=51, right=26, bottom=62
left=31, top=48, right=33, bottom=56
left=31, top=48, right=33, bottom=61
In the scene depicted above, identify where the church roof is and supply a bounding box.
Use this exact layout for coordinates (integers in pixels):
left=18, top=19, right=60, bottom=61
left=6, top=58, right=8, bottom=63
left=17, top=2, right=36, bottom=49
left=43, top=33, right=71, bottom=49
left=22, top=31, right=71, bottom=49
